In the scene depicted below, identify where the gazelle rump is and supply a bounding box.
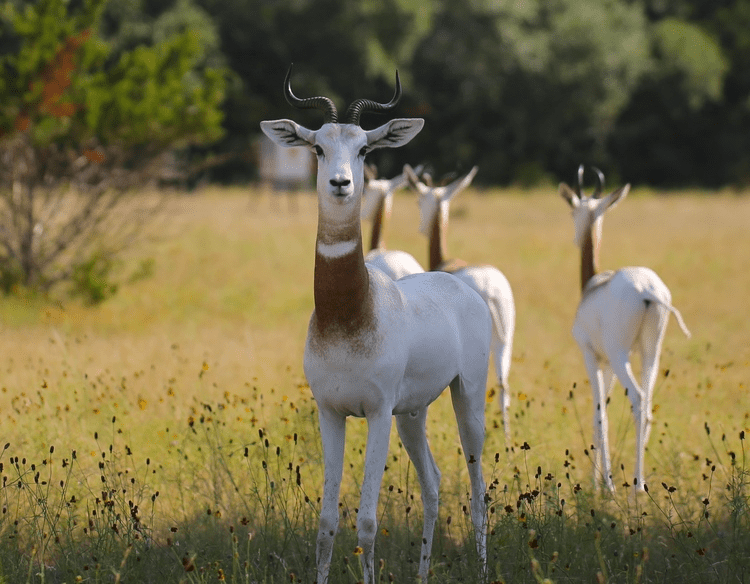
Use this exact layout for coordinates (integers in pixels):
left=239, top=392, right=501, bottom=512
left=559, top=166, right=690, bottom=492
left=261, top=66, right=492, bottom=584
left=406, top=164, right=516, bottom=443
left=361, top=164, right=425, bottom=279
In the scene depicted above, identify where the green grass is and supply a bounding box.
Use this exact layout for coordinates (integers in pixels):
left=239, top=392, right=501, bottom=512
left=0, top=185, right=748, bottom=582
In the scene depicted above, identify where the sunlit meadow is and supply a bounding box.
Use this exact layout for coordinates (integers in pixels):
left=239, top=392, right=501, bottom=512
left=0, top=185, right=748, bottom=583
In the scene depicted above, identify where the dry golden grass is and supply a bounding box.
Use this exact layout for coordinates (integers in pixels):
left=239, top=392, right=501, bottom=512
left=0, top=184, right=748, bottom=534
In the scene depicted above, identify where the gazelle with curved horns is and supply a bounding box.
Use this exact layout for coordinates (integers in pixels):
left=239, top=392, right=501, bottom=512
left=559, top=166, right=690, bottom=492
left=361, top=163, right=425, bottom=279
left=405, top=164, right=516, bottom=443
left=260, top=66, right=492, bottom=584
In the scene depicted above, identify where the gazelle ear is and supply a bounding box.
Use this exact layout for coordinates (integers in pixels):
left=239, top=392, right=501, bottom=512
left=260, top=120, right=315, bottom=148
left=366, top=118, right=424, bottom=150
left=599, top=184, right=631, bottom=214
left=403, top=163, right=428, bottom=194
left=443, top=166, right=478, bottom=202
left=558, top=182, right=578, bottom=207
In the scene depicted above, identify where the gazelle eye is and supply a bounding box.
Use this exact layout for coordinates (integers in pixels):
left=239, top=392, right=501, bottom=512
left=313, top=145, right=323, bottom=157
left=359, top=146, right=368, bottom=157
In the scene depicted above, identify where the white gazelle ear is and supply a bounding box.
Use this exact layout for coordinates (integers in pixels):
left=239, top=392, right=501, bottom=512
left=443, top=165, right=478, bottom=203
left=260, top=119, right=316, bottom=148
left=558, top=182, right=579, bottom=208
left=366, top=118, right=424, bottom=150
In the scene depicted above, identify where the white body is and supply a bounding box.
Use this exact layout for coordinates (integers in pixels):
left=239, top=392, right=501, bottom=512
left=559, top=179, right=690, bottom=492
left=262, top=110, right=491, bottom=584
left=407, top=164, right=516, bottom=441
left=364, top=248, right=424, bottom=279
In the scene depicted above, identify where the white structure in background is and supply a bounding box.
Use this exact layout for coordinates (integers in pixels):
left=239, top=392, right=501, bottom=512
left=258, top=133, right=313, bottom=191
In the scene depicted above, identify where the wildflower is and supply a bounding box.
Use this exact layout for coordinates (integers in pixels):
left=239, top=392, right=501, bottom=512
left=353, top=546, right=363, bottom=556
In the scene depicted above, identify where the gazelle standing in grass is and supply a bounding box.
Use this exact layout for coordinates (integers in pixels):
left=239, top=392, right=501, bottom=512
left=361, top=164, right=425, bottom=279
left=406, top=164, right=516, bottom=443
left=559, top=165, right=690, bottom=492
left=261, top=66, right=492, bottom=584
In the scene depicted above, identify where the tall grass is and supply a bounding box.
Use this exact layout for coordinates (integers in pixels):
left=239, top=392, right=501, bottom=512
left=0, top=186, right=748, bottom=582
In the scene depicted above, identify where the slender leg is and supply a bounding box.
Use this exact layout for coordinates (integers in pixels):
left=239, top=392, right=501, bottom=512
left=492, top=334, right=512, bottom=444
left=395, top=409, right=441, bottom=582
left=358, top=412, right=393, bottom=584
left=581, top=348, right=615, bottom=491
left=316, top=408, right=347, bottom=584
left=608, top=352, right=647, bottom=491
left=449, top=376, right=487, bottom=573
left=637, top=306, right=669, bottom=489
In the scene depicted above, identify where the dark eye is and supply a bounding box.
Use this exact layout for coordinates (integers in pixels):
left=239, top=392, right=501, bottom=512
left=313, top=145, right=323, bottom=157
left=359, top=146, right=368, bottom=157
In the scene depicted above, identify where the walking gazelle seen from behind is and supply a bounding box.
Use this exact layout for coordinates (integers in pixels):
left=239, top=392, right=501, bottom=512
left=405, top=164, right=516, bottom=443
left=559, top=165, right=690, bottom=492
left=260, top=66, right=492, bottom=584
left=361, top=164, right=425, bottom=279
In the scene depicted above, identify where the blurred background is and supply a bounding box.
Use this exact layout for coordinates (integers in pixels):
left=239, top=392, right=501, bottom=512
left=4, top=0, right=748, bottom=189
left=158, top=0, right=748, bottom=187
left=1, top=0, right=747, bottom=297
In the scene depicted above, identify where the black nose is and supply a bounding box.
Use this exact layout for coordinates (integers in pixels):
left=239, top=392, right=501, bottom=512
left=330, top=178, right=350, bottom=188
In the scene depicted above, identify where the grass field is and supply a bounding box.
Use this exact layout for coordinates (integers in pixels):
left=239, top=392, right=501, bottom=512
left=0, top=184, right=748, bottom=583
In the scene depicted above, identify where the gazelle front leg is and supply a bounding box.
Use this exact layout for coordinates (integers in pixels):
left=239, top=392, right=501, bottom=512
left=316, top=408, right=346, bottom=584
left=358, top=411, right=393, bottom=584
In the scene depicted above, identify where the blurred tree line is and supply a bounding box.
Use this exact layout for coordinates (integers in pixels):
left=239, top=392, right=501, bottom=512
left=190, top=0, right=748, bottom=187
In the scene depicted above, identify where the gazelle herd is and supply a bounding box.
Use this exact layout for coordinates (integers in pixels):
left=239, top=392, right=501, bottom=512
left=261, top=66, right=690, bottom=584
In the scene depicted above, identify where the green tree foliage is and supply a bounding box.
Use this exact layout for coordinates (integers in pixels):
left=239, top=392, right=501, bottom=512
left=0, top=0, right=226, bottom=294
left=410, top=0, right=651, bottom=183
left=195, top=0, right=416, bottom=180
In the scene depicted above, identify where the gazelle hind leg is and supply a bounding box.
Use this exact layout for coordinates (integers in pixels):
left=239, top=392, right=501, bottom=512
left=491, top=335, right=512, bottom=443
left=395, top=409, right=441, bottom=582
left=608, top=352, right=648, bottom=491
left=581, top=349, right=615, bottom=491
left=638, top=305, right=670, bottom=471
left=449, top=375, right=487, bottom=571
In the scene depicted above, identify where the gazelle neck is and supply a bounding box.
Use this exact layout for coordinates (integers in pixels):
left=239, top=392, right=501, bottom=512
left=314, top=213, right=372, bottom=336
left=369, top=196, right=386, bottom=252
left=580, top=220, right=600, bottom=292
left=428, top=206, right=449, bottom=271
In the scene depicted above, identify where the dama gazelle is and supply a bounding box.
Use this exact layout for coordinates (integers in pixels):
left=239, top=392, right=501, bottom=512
left=361, top=164, right=425, bottom=279
left=559, top=165, right=691, bottom=492
left=405, top=165, right=516, bottom=443
left=260, top=66, right=492, bottom=584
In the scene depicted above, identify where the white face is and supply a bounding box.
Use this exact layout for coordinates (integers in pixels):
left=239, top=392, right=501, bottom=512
left=417, top=189, right=443, bottom=236
left=260, top=118, right=424, bottom=222
left=361, top=179, right=391, bottom=221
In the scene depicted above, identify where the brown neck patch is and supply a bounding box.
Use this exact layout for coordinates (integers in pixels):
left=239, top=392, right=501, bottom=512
left=369, top=196, right=385, bottom=252
left=580, top=225, right=598, bottom=292
left=428, top=207, right=450, bottom=271
left=313, top=223, right=375, bottom=345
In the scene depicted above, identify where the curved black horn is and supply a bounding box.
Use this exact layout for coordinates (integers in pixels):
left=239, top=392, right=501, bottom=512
left=343, top=71, right=402, bottom=126
left=592, top=166, right=605, bottom=198
left=284, top=64, right=338, bottom=123
left=576, top=164, right=585, bottom=196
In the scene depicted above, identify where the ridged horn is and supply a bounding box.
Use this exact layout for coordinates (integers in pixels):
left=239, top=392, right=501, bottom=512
left=283, top=64, right=338, bottom=123
left=592, top=166, right=605, bottom=198
left=576, top=164, right=585, bottom=196
left=343, top=71, right=402, bottom=126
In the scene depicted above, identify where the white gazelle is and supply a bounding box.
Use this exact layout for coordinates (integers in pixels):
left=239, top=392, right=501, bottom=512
left=361, top=164, right=425, bottom=279
left=260, top=66, right=492, bottom=584
left=559, top=166, right=691, bottom=492
left=406, top=164, right=516, bottom=442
